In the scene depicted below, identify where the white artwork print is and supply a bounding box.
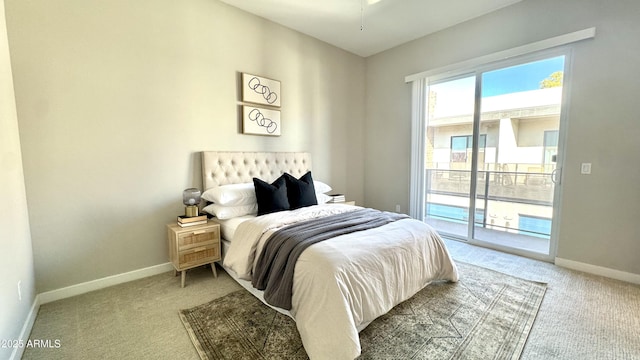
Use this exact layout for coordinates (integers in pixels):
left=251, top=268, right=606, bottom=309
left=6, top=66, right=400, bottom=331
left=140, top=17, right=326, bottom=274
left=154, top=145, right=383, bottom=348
left=243, top=106, right=281, bottom=136
left=242, top=73, right=281, bottom=107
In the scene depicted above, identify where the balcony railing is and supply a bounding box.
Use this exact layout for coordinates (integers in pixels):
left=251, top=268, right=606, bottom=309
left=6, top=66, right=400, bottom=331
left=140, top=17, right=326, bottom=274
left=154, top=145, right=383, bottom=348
left=425, top=166, right=555, bottom=240
left=426, top=167, right=555, bottom=204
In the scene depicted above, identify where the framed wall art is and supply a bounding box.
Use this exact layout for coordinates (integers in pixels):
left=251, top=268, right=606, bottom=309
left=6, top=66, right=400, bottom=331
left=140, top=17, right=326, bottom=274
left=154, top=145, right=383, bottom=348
left=242, top=73, right=281, bottom=107
left=242, top=105, right=281, bottom=136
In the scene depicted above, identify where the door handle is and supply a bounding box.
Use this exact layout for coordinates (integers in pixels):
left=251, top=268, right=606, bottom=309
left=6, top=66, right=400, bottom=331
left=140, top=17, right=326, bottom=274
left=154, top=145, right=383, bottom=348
left=551, top=168, right=561, bottom=185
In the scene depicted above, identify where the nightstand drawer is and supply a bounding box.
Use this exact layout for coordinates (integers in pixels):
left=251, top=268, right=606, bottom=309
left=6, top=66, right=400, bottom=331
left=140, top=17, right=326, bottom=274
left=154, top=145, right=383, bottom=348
left=178, top=227, right=220, bottom=251
left=178, top=244, right=220, bottom=269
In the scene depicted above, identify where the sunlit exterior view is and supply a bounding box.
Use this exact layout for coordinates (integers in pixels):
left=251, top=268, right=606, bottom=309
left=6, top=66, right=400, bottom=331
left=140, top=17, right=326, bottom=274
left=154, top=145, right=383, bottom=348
left=424, top=56, right=564, bottom=254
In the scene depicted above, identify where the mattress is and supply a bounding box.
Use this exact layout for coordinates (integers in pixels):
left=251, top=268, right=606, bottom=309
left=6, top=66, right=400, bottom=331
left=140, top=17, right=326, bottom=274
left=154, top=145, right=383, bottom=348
left=215, top=215, right=254, bottom=241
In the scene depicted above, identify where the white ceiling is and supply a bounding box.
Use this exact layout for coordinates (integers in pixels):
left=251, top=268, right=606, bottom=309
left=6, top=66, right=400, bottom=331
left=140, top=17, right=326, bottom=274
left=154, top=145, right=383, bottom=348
left=220, top=0, right=522, bottom=57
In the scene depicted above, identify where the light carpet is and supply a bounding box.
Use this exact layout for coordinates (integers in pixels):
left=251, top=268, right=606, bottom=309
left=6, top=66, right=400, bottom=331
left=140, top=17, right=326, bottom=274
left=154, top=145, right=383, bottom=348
left=179, top=262, right=546, bottom=359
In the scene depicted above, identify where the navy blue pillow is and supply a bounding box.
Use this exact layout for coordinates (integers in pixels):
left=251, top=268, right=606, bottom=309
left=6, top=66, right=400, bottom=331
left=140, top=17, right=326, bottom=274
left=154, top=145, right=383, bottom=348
left=284, top=171, right=318, bottom=209
left=253, top=176, right=290, bottom=216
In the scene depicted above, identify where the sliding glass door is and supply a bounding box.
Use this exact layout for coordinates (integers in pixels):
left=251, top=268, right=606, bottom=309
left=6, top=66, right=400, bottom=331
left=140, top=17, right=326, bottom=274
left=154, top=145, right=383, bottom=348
left=423, top=53, right=567, bottom=258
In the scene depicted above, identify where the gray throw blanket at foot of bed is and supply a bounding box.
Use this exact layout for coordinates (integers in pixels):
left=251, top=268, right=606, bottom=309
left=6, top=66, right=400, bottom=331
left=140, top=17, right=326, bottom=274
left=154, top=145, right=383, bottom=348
left=252, top=208, right=409, bottom=310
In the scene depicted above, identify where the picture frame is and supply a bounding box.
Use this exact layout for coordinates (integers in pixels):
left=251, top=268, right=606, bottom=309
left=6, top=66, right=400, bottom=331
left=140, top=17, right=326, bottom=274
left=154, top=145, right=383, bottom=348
left=242, top=106, right=281, bottom=136
left=241, top=73, right=281, bottom=107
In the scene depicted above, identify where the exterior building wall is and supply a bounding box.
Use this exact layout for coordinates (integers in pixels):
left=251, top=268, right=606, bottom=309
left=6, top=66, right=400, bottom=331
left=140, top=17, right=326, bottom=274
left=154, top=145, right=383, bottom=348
left=429, top=115, right=560, bottom=169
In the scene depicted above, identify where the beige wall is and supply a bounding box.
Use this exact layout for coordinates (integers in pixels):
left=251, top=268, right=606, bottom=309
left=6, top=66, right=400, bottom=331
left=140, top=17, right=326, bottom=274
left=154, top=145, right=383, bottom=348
left=0, top=0, right=35, bottom=357
left=364, top=0, right=640, bottom=275
left=5, top=0, right=365, bottom=292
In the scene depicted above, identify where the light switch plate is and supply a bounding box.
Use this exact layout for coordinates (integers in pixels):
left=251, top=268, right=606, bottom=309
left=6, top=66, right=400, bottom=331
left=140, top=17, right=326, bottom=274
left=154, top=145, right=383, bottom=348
left=581, top=163, right=592, bottom=174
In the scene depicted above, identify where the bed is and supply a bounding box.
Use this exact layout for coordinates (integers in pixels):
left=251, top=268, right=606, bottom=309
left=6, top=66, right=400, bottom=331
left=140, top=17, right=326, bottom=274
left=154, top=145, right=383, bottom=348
left=201, top=151, right=459, bottom=360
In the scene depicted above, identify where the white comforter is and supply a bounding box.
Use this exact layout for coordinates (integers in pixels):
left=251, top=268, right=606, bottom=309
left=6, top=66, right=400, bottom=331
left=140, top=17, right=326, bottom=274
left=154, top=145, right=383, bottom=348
left=223, top=204, right=459, bottom=360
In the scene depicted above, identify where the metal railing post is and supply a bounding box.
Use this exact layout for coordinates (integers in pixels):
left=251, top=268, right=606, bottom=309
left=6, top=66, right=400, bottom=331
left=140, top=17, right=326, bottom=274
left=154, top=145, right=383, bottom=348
left=425, top=169, right=431, bottom=217
left=483, top=170, right=490, bottom=228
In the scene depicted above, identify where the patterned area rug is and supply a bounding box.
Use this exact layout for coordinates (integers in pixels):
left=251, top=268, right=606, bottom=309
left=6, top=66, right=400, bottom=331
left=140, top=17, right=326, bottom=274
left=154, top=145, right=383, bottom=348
left=179, top=262, right=546, bottom=359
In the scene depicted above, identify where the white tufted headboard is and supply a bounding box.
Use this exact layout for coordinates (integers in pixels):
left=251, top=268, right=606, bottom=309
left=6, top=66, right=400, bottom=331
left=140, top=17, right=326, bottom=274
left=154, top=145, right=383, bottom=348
left=201, top=151, right=312, bottom=190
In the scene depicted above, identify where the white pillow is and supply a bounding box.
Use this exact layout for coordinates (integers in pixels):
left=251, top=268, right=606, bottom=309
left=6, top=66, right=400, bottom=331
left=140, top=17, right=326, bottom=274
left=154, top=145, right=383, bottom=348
left=201, top=183, right=257, bottom=206
left=203, top=203, right=258, bottom=220
left=316, top=193, right=332, bottom=204
left=313, top=181, right=332, bottom=194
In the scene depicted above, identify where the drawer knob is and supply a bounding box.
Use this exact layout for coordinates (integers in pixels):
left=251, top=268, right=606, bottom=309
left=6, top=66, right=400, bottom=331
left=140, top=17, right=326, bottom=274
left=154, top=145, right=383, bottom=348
left=192, top=230, right=206, bottom=235
left=193, top=246, right=207, bottom=252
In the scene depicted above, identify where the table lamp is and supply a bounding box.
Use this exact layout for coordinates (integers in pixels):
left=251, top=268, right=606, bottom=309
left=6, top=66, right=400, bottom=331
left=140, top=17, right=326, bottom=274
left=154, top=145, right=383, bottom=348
left=182, top=188, right=201, bottom=217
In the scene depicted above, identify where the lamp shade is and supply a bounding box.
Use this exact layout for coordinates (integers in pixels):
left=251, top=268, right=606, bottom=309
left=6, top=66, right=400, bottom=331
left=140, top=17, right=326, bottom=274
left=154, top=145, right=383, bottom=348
left=182, top=188, right=201, bottom=206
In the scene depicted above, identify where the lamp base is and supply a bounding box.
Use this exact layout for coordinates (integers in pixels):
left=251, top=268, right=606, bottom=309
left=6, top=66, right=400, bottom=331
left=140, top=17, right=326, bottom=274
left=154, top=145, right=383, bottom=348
left=185, top=205, right=199, bottom=217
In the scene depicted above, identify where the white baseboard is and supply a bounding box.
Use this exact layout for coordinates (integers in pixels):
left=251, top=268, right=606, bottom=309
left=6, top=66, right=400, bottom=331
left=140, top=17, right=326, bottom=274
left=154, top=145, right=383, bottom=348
left=9, top=296, right=40, bottom=360
left=555, top=257, right=640, bottom=285
left=38, top=262, right=174, bottom=305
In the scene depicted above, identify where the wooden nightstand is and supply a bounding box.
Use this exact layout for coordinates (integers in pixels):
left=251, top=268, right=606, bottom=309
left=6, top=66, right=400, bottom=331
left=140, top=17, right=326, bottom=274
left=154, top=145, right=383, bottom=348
left=167, top=221, right=221, bottom=288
